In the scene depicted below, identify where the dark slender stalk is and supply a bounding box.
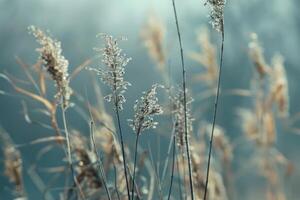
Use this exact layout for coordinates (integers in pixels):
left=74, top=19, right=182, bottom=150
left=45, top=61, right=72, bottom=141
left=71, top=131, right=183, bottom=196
left=62, top=106, right=85, bottom=200
left=162, top=124, right=176, bottom=183
left=167, top=133, right=176, bottom=200
left=171, top=0, right=194, bottom=199
left=90, top=121, right=112, bottom=200
left=114, top=102, right=131, bottom=200
left=113, top=162, right=121, bottom=200
left=131, top=133, right=140, bottom=200
left=203, top=21, right=225, bottom=200
left=176, top=150, right=183, bottom=200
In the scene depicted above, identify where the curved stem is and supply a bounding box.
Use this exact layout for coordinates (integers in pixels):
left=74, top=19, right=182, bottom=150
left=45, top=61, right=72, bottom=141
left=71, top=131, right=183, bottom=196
left=90, top=122, right=112, bottom=200
left=131, top=133, right=140, bottom=200
left=114, top=101, right=131, bottom=200
left=203, top=22, right=225, bottom=200
left=167, top=133, right=176, bottom=200
left=62, top=106, right=85, bottom=200
left=171, top=0, right=194, bottom=199
left=176, top=150, right=183, bottom=200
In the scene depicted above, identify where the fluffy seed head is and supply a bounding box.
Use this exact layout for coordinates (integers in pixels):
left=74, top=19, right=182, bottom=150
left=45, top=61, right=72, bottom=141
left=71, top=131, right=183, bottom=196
left=28, top=26, right=72, bottom=109
left=141, top=15, right=166, bottom=71
left=170, top=87, right=194, bottom=148
left=90, top=34, right=131, bottom=111
left=205, top=0, right=226, bottom=32
left=248, top=33, right=270, bottom=77
left=270, top=54, right=289, bottom=117
left=128, top=84, right=163, bottom=134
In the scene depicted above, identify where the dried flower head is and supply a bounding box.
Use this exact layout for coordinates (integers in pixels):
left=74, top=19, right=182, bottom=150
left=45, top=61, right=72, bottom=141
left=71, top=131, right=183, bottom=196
left=90, top=34, right=131, bottom=110
left=248, top=33, right=270, bottom=77
left=190, top=27, right=218, bottom=88
left=28, top=26, right=72, bottom=109
left=128, top=84, right=163, bottom=134
left=270, top=54, right=289, bottom=117
left=237, top=108, right=259, bottom=142
left=71, top=132, right=103, bottom=192
left=141, top=15, right=166, bottom=71
left=205, top=0, right=226, bottom=32
left=206, top=124, right=233, bottom=163
left=1, top=129, right=26, bottom=198
left=170, top=87, right=194, bottom=148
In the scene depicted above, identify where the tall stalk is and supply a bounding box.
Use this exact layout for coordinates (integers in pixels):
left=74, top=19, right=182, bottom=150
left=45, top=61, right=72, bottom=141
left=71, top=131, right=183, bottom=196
left=61, top=105, right=85, bottom=199
left=131, top=129, right=141, bottom=200
left=167, top=132, right=176, bottom=200
left=90, top=121, right=112, bottom=200
left=203, top=21, right=225, bottom=200
left=171, top=0, right=194, bottom=199
left=114, top=98, right=131, bottom=200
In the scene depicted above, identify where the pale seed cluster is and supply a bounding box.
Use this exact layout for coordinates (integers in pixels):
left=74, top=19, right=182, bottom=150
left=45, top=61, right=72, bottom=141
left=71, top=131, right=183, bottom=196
left=28, top=26, right=72, bottom=109
left=205, top=0, right=226, bottom=32
left=90, top=34, right=131, bottom=111
left=128, top=84, right=163, bottom=134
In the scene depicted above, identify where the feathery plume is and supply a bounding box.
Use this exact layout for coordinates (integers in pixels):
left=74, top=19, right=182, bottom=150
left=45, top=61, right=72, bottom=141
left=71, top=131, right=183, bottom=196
left=141, top=15, right=166, bottom=72
left=1, top=128, right=26, bottom=199
left=90, top=33, right=132, bottom=199
left=90, top=34, right=131, bottom=111
left=190, top=27, right=218, bottom=89
left=248, top=33, right=270, bottom=77
left=270, top=54, right=289, bottom=117
left=170, top=87, right=194, bottom=148
left=205, top=0, right=226, bottom=33
left=28, top=26, right=72, bottom=109
left=128, top=84, right=163, bottom=134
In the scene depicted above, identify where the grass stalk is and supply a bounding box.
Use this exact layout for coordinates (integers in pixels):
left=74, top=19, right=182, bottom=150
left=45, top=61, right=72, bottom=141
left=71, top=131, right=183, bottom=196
left=167, top=132, right=176, bottom=200
left=114, top=98, right=131, bottom=200
left=203, top=21, right=225, bottom=200
left=171, top=0, right=194, bottom=199
left=131, top=132, right=140, bottom=200
left=90, top=121, right=112, bottom=200
left=61, top=105, right=85, bottom=200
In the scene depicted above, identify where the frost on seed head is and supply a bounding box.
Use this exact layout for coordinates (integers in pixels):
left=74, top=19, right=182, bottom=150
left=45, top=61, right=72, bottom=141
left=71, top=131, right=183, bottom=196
left=205, top=0, right=226, bottom=33
left=89, top=34, right=131, bottom=111
left=28, top=26, right=72, bottom=109
left=128, top=84, right=163, bottom=134
left=170, top=87, right=194, bottom=148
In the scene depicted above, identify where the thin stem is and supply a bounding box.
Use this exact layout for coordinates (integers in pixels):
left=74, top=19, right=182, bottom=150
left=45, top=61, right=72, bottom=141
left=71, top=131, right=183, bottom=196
left=171, top=0, right=194, bottom=199
left=131, top=133, right=140, bottom=200
left=162, top=126, right=175, bottom=183
left=61, top=105, right=85, bottom=200
left=114, top=100, right=131, bottom=200
left=90, top=121, right=112, bottom=200
left=176, top=150, right=183, bottom=200
left=167, top=133, right=176, bottom=200
left=203, top=22, right=225, bottom=200
left=113, top=162, right=121, bottom=200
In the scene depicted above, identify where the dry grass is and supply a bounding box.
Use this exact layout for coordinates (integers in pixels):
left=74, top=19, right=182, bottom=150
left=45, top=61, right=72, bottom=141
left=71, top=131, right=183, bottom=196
left=0, top=5, right=298, bottom=200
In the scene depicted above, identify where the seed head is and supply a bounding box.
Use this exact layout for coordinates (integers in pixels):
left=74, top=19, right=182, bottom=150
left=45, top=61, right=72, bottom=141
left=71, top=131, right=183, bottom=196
left=205, top=0, right=226, bottom=33
left=170, top=87, right=194, bottom=148
left=128, top=84, right=163, bottom=134
left=28, top=26, right=72, bottom=109
left=90, top=34, right=131, bottom=111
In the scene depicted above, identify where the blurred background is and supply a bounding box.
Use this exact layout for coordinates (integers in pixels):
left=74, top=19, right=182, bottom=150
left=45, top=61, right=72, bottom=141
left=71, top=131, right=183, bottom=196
left=1, top=0, right=300, bottom=199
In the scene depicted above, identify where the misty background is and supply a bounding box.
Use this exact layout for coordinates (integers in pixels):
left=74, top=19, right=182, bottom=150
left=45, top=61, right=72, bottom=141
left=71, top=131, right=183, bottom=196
left=1, top=0, right=300, bottom=199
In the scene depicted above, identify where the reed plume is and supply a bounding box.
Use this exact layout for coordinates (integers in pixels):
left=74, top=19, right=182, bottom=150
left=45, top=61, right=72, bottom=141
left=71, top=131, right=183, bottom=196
left=189, top=27, right=218, bottom=89
left=203, top=1, right=226, bottom=199
left=0, top=128, right=26, bottom=199
left=141, top=15, right=166, bottom=73
left=28, top=26, right=72, bottom=109
left=171, top=0, right=195, bottom=198
left=89, top=34, right=131, bottom=199
left=128, top=84, right=163, bottom=200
